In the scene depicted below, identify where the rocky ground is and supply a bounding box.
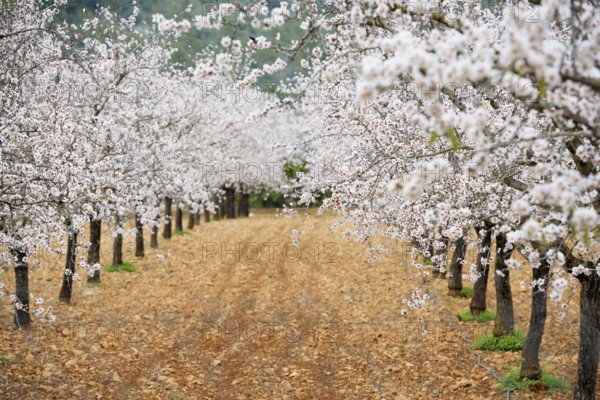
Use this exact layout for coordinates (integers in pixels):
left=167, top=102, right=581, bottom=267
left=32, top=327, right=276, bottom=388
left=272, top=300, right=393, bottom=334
left=0, top=210, right=583, bottom=399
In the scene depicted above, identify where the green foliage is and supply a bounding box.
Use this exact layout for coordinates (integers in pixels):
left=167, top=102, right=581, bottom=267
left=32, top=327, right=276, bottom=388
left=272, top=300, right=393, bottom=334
left=473, top=331, right=525, bottom=352
left=460, top=286, right=473, bottom=298
left=458, top=309, right=496, bottom=323
left=181, top=349, right=192, bottom=357
left=283, top=159, right=309, bottom=181
left=105, top=262, right=137, bottom=273
left=173, top=230, right=191, bottom=236
left=499, top=368, right=570, bottom=391
left=250, top=190, right=286, bottom=209
left=445, top=128, right=460, bottom=150
left=539, top=76, right=547, bottom=99
left=429, top=131, right=438, bottom=147
left=422, top=258, right=434, bottom=266
left=56, top=0, right=312, bottom=83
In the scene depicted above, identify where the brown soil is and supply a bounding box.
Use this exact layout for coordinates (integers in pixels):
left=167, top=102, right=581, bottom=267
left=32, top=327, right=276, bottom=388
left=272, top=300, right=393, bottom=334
left=0, top=211, right=583, bottom=399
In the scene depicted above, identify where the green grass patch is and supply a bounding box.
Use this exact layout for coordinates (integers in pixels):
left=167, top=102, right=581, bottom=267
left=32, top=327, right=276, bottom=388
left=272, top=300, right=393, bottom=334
left=422, top=258, right=435, bottom=267
left=173, top=230, right=191, bottom=236
left=473, top=331, right=525, bottom=352
left=0, top=356, right=19, bottom=363
left=499, top=368, right=570, bottom=391
left=181, top=349, right=192, bottom=357
left=105, top=262, right=137, bottom=273
left=458, top=309, right=496, bottom=323
left=460, top=286, right=473, bottom=298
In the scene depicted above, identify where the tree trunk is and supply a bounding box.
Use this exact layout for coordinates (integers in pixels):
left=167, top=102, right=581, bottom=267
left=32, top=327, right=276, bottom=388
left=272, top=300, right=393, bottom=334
left=238, top=192, right=250, bottom=217
left=213, top=195, right=221, bottom=221
left=87, top=218, right=101, bottom=283
left=433, top=234, right=449, bottom=279
left=204, top=207, right=210, bottom=223
left=225, top=187, right=236, bottom=219
left=163, top=197, right=172, bottom=239
left=59, top=228, right=77, bottom=304
left=195, top=209, right=201, bottom=225
left=12, top=247, right=31, bottom=328
left=113, top=214, right=123, bottom=266
left=151, top=223, right=158, bottom=248
left=470, top=225, right=493, bottom=316
left=520, top=255, right=549, bottom=381
left=176, top=204, right=183, bottom=232
left=135, top=212, right=144, bottom=257
left=187, top=206, right=195, bottom=230
left=219, top=195, right=226, bottom=219
left=573, top=274, right=600, bottom=400
left=493, top=233, right=515, bottom=337
left=448, top=237, right=466, bottom=297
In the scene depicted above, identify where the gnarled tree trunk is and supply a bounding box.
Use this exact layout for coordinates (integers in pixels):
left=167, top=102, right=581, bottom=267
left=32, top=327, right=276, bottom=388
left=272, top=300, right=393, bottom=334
left=194, top=208, right=200, bottom=225
left=520, top=253, right=549, bottom=380
left=213, top=195, right=221, bottom=221
left=12, top=247, right=31, bottom=328
left=238, top=192, right=250, bottom=217
left=59, top=227, right=78, bottom=304
left=448, top=237, right=466, bottom=297
left=135, top=212, right=144, bottom=257
left=493, top=233, right=515, bottom=337
left=187, top=206, right=195, bottom=230
left=219, top=195, right=226, bottom=219
left=113, top=214, right=123, bottom=266
left=163, top=197, right=172, bottom=239
left=470, top=224, right=493, bottom=316
left=225, top=187, right=236, bottom=219
left=87, top=218, right=101, bottom=283
left=150, top=223, right=158, bottom=248
left=573, top=273, right=600, bottom=400
left=176, top=204, right=183, bottom=232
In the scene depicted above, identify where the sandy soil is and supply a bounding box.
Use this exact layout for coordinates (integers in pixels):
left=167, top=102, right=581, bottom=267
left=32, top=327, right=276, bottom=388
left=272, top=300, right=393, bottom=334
left=0, top=211, right=584, bottom=399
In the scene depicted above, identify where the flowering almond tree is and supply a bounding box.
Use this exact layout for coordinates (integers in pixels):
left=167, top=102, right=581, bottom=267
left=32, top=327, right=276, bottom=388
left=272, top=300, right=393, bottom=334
left=221, top=0, right=598, bottom=398
left=176, top=6, right=598, bottom=396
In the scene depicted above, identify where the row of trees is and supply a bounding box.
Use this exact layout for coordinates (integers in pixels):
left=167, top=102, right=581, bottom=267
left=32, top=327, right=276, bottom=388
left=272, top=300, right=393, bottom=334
left=172, top=0, right=598, bottom=398
left=2, top=0, right=599, bottom=399
left=0, top=1, right=307, bottom=327
left=281, top=1, right=598, bottom=399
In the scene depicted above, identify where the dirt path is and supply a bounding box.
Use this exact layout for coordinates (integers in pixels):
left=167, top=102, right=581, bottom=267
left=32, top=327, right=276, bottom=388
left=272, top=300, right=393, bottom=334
left=0, top=212, right=583, bottom=399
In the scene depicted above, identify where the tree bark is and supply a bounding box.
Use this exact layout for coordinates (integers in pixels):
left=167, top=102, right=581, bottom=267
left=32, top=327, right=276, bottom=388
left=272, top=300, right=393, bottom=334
left=225, top=187, right=236, bottom=219
left=520, top=254, right=549, bottom=381
left=238, top=192, right=250, bottom=217
left=493, top=233, right=515, bottom=337
left=213, top=195, right=221, bottom=221
left=433, top=234, right=449, bottom=279
left=59, top=228, right=77, bottom=304
left=176, top=204, right=183, bottom=232
left=470, top=225, right=493, bottom=316
left=163, top=197, right=172, bottom=239
left=135, top=212, right=144, bottom=257
left=150, top=223, right=158, bottom=248
left=204, top=207, right=210, bottom=223
left=573, top=274, right=600, bottom=400
left=219, top=195, right=226, bottom=219
left=195, top=208, right=201, bottom=225
left=448, top=237, right=467, bottom=297
left=187, top=206, right=195, bottom=230
left=87, top=218, right=101, bottom=283
left=12, top=247, right=31, bottom=328
left=112, top=214, right=123, bottom=266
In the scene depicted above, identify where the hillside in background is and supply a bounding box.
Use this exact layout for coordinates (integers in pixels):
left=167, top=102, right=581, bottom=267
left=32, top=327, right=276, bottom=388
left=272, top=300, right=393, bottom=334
left=56, top=0, right=311, bottom=88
